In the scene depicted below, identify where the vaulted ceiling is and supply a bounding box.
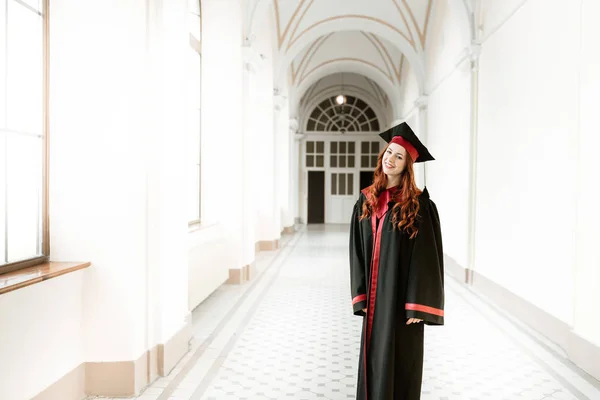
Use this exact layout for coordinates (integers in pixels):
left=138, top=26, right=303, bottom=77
left=243, top=0, right=470, bottom=121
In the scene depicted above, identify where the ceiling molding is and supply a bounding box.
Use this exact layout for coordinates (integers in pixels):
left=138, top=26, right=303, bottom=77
left=299, top=57, right=393, bottom=87
left=391, top=0, right=417, bottom=48
left=399, top=0, right=433, bottom=49
left=273, top=0, right=311, bottom=49
left=291, top=33, right=333, bottom=85
left=367, top=33, right=403, bottom=84
left=286, top=0, right=316, bottom=52
left=361, top=32, right=395, bottom=83
left=286, top=15, right=416, bottom=53
left=364, top=77, right=387, bottom=108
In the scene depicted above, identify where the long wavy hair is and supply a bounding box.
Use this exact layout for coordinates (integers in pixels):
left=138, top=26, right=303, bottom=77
left=360, top=144, right=422, bottom=238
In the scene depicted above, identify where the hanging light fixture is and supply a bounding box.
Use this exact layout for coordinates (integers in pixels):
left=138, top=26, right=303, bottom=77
left=336, top=72, right=346, bottom=105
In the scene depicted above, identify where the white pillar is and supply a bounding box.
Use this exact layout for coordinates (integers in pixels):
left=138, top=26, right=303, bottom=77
left=201, top=0, right=244, bottom=268
left=287, top=117, right=300, bottom=227
left=294, top=133, right=306, bottom=224
left=241, top=49, right=259, bottom=267
left=49, top=0, right=150, bottom=367
left=251, top=38, right=279, bottom=244
left=275, top=93, right=292, bottom=231
left=413, top=95, right=429, bottom=189
left=145, top=0, right=191, bottom=374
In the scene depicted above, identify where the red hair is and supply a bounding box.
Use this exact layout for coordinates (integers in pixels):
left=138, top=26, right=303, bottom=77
left=360, top=145, right=422, bottom=239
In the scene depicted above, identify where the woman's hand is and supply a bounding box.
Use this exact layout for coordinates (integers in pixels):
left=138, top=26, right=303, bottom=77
left=362, top=308, right=367, bottom=313
left=406, top=318, right=423, bottom=325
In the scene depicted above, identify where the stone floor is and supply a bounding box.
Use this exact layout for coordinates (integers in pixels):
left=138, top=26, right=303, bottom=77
left=88, top=225, right=600, bottom=400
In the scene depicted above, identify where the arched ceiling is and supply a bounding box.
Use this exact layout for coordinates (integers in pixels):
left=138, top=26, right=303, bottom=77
left=272, top=0, right=433, bottom=53
left=243, top=0, right=471, bottom=121
left=291, top=32, right=405, bottom=88
left=270, top=0, right=434, bottom=96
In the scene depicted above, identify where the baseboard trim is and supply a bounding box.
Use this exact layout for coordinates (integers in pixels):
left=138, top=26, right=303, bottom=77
left=86, top=360, right=136, bottom=397
left=257, top=239, right=279, bottom=251
left=282, top=226, right=295, bottom=235
left=37, top=320, right=192, bottom=398
left=228, top=263, right=257, bottom=285
left=158, top=318, right=193, bottom=377
left=246, top=262, right=257, bottom=281
left=444, top=254, right=467, bottom=283
left=32, top=363, right=85, bottom=400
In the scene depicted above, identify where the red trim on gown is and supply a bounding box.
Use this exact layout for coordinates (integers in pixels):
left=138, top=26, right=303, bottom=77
left=360, top=185, right=398, bottom=400
left=352, top=294, right=367, bottom=305
left=405, top=303, right=444, bottom=316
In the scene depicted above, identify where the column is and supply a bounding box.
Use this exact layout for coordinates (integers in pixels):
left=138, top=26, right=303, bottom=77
left=49, top=0, right=152, bottom=394
left=145, top=0, right=191, bottom=379
left=251, top=34, right=279, bottom=248
left=275, top=92, right=293, bottom=232
left=414, top=95, right=429, bottom=188
left=241, top=47, right=259, bottom=276
left=288, top=117, right=300, bottom=226
left=201, top=0, right=244, bottom=270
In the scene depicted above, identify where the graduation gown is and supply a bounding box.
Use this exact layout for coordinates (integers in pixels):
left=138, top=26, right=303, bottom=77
left=349, top=186, right=444, bottom=400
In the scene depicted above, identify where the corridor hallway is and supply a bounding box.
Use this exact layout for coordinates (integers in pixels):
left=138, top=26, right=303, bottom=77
left=88, top=226, right=600, bottom=400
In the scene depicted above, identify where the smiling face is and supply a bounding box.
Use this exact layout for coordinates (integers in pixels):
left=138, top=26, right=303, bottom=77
left=382, top=142, right=408, bottom=178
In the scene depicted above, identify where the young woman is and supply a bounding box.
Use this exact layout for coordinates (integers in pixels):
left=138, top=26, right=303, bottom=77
left=349, top=122, right=445, bottom=400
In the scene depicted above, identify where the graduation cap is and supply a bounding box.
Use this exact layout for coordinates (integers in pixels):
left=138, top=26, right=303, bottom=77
left=379, top=122, right=435, bottom=163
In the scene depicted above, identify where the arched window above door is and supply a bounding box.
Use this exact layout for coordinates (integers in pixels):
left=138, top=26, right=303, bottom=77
left=306, top=96, right=380, bottom=133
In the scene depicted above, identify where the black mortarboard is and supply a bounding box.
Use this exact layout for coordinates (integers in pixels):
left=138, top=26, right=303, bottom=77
left=378, top=122, right=435, bottom=163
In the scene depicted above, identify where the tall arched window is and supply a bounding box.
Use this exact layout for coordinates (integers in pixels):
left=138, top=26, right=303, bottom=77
left=306, top=96, right=380, bottom=132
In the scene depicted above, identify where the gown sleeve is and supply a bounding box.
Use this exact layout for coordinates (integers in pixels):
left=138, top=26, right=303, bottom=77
left=349, top=196, right=368, bottom=317
left=405, top=191, right=445, bottom=325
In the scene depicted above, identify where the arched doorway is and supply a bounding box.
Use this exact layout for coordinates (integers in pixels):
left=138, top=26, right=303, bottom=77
left=303, top=95, right=382, bottom=224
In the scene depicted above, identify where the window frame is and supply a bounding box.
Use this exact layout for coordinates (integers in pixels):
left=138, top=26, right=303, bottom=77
left=188, top=0, right=202, bottom=227
left=305, top=95, right=380, bottom=133
left=0, top=0, right=50, bottom=275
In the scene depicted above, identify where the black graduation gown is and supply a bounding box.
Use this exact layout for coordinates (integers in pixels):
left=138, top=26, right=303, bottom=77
left=349, top=186, right=444, bottom=400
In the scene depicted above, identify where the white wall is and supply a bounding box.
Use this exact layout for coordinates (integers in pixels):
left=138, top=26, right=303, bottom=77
left=573, top=0, right=600, bottom=346
left=188, top=225, right=231, bottom=310
left=0, top=272, right=84, bottom=400
left=424, top=0, right=472, bottom=268
left=425, top=0, right=599, bottom=334
left=424, top=0, right=600, bottom=370
left=426, top=65, right=471, bottom=268
left=476, top=0, right=580, bottom=325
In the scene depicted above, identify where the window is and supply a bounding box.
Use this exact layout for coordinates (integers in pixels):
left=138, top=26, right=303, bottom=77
left=361, top=141, right=380, bottom=168
left=0, top=0, right=48, bottom=272
left=306, top=96, right=380, bottom=132
left=188, top=0, right=202, bottom=224
left=330, top=141, right=355, bottom=168
left=331, top=173, right=354, bottom=196
left=305, top=141, right=324, bottom=168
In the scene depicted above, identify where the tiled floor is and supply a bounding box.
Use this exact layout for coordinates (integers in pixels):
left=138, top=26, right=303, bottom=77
left=88, top=225, right=600, bottom=400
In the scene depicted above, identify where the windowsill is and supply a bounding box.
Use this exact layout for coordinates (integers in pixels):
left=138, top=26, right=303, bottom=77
left=0, top=261, right=91, bottom=295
